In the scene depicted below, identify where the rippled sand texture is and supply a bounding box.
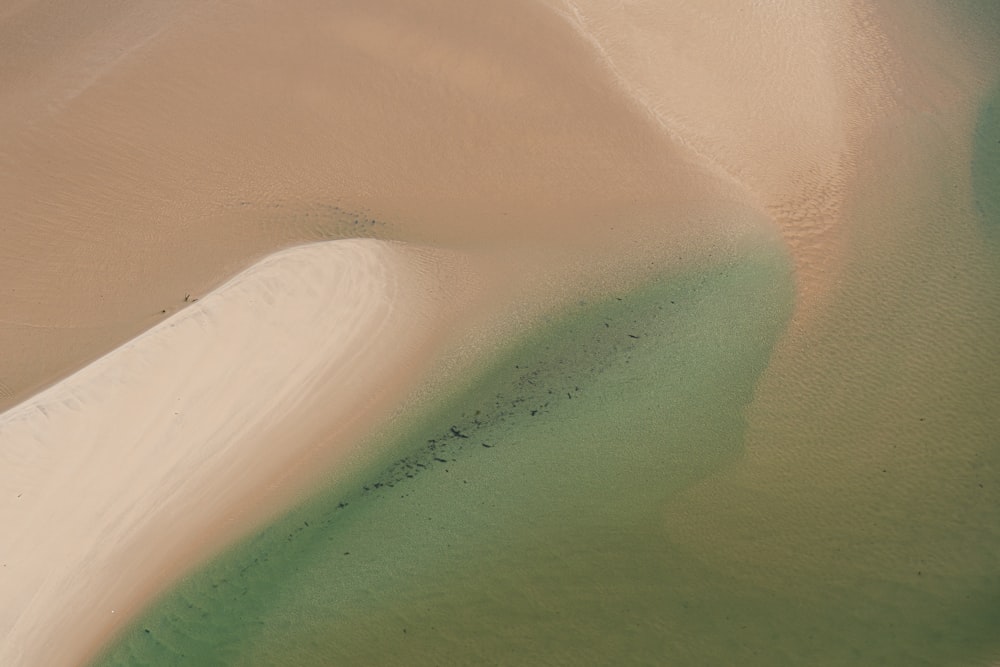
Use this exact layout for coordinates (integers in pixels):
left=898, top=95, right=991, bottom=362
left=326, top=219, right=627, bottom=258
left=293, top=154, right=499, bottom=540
left=543, top=0, right=901, bottom=312
left=3, top=0, right=1000, bottom=665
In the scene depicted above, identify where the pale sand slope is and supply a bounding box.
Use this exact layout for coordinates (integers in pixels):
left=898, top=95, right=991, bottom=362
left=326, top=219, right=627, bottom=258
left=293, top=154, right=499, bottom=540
left=0, top=239, right=463, bottom=667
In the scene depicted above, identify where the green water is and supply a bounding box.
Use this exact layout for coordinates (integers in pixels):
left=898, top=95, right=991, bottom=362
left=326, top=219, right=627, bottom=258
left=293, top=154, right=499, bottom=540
left=973, top=83, right=1000, bottom=234
left=94, top=239, right=796, bottom=665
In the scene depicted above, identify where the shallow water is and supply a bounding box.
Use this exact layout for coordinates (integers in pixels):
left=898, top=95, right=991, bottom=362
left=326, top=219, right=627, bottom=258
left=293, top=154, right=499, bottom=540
left=94, top=236, right=797, bottom=665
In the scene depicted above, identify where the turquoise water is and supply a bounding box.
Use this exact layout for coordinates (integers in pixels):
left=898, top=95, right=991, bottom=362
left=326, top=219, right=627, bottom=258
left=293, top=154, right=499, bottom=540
left=94, top=240, right=796, bottom=665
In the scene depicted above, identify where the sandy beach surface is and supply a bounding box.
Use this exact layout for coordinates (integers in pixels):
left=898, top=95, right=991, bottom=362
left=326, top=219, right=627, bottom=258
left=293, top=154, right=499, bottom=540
left=0, top=239, right=471, bottom=665
left=2, top=0, right=998, bottom=664
left=0, top=0, right=726, bottom=413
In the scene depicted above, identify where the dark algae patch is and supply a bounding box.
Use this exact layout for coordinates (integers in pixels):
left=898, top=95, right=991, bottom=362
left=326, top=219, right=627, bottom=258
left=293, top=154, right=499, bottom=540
left=93, top=244, right=794, bottom=666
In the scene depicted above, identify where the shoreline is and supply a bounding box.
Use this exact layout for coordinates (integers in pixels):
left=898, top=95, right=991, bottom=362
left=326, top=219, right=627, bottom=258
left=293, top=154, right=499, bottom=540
left=2, top=0, right=997, bottom=664
left=0, top=239, right=466, bottom=666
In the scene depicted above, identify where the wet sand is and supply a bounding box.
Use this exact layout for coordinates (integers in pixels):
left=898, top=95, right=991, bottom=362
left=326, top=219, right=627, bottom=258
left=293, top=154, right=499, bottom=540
left=2, top=0, right=999, bottom=665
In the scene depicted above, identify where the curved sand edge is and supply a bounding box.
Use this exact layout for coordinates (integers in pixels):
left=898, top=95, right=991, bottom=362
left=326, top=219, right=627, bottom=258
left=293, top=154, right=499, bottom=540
left=0, top=238, right=460, bottom=666
left=540, top=0, right=901, bottom=315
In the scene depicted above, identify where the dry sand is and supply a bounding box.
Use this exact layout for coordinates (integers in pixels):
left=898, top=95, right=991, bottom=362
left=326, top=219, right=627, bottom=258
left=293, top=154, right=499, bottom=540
left=1, top=0, right=991, bottom=664
left=0, top=0, right=725, bottom=412
left=0, top=239, right=470, bottom=665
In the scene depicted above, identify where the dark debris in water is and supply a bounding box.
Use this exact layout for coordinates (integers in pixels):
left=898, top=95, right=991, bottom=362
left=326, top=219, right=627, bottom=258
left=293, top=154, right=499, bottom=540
left=214, top=289, right=667, bottom=585
left=342, top=294, right=658, bottom=504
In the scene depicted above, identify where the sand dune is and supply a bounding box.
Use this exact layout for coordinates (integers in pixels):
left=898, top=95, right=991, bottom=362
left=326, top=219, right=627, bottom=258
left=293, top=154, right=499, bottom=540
left=0, top=239, right=460, bottom=666
left=3, top=0, right=996, bottom=664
